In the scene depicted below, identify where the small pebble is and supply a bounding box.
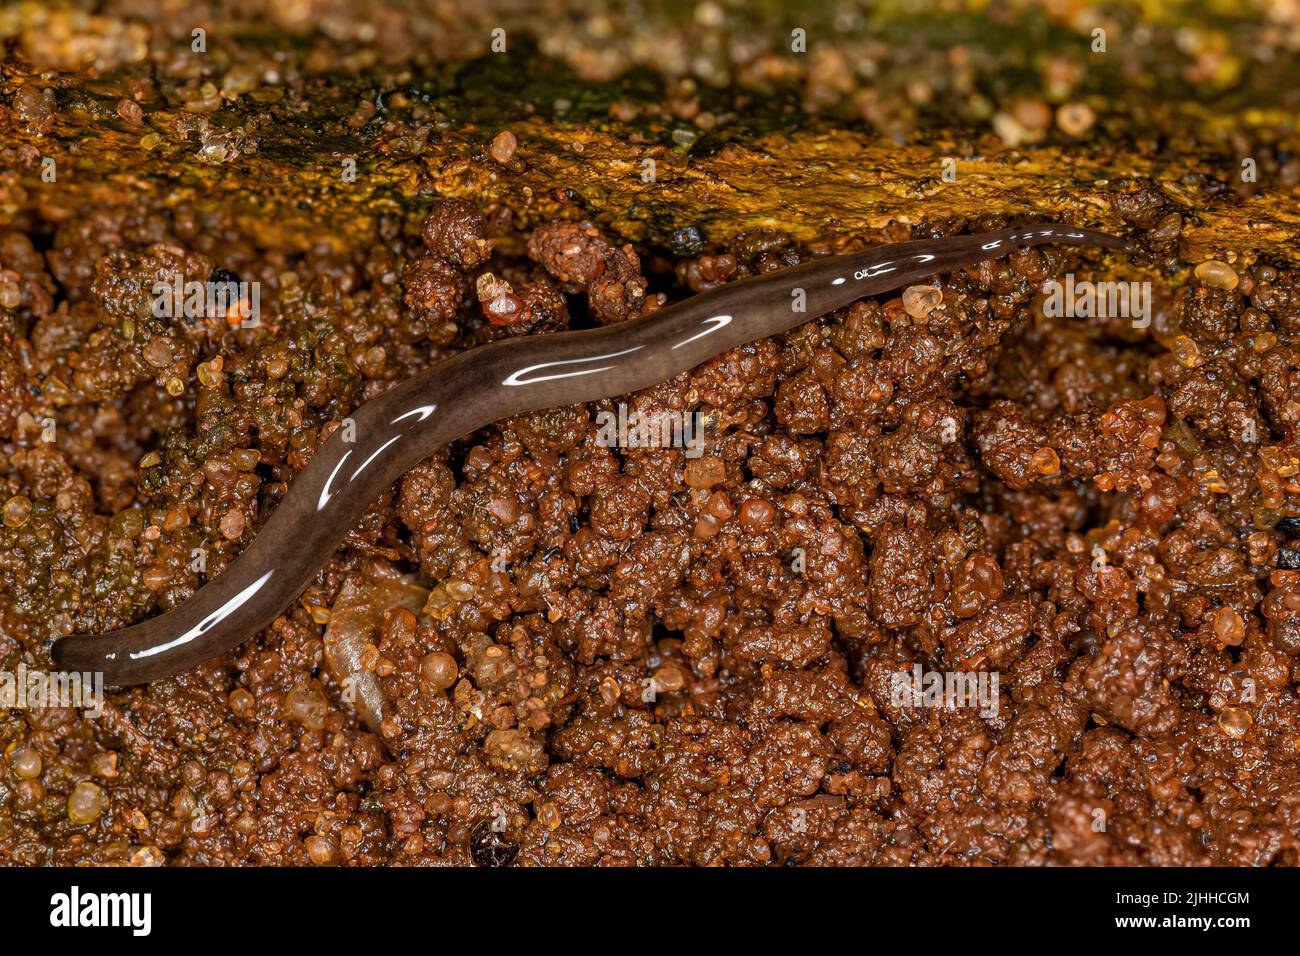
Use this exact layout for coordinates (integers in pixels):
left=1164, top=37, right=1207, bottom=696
left=706, top=490, right=733, bottom=520
left=68, top=781, right=105, bottom=824
left=599, top=675, right=621, bottom=706
left=1056, top=101, right=1096, bottom=136
left=738, top=498, right=776, bottom=531
left=143, top=338, right=173, bottom=368
left=2, top=495, right=32, bottom=528
left=284, top=683, right=328, bottom=731
left=219, top=509, right=246, bottom=540
left=992, top=112, right=1031, bottom=146
left=8, top=746, right=42, bottom=779
left=693, top=514, right=721, bottom=539
left=684, top=456, right=726, bottom=489
left=1194, top=260, right=1239, bottom=290
left=1212, top=607, right=1246, bottom=646
left=425, top=587, right=453, bottom=621
left=1217, top=706, right=1252, bottom=739
left=420, top=652, right=459, bottom=693
left=446, top=579, right=477, bottom=601
left=490, top=130, right=518, bottom=164
left=1012, top=99, right=1052, bottom=134
left=90, top=752, right=119, bottom=779
left=197, top=361, right=223, bottom=388
left=229, top=688, right=255, bottom=717
left=1029, top=446, right=1060, bottom=476
left=305, top=835, right=337, bottom=865
left=116, top=98, right=144, bottom=125
left=129, top=846, right=166, bottom=867
left=652, top=664, right=686, bottom=693
left=487, top=497, right=520, bottom=525
left=536, top=801, right=562, bottom=830
left=232, top=448, right=260, bottom=471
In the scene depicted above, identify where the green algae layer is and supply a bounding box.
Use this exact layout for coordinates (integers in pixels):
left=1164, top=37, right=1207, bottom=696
left=0, top=0, right=1298, bottom=261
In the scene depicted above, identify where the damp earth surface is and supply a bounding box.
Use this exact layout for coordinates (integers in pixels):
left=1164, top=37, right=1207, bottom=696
left=1, top=1, right=1300, bottom=866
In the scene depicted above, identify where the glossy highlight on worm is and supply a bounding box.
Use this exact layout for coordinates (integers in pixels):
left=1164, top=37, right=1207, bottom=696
left=52, top=223, right=1124, bottom=685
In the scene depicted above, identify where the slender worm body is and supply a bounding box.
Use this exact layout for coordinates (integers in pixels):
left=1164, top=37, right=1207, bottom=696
left=52, top=223, right=1123, bottom=684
